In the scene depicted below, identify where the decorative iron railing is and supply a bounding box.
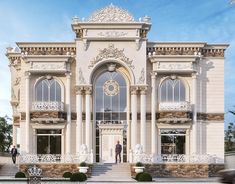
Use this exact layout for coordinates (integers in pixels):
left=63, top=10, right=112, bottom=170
left=159, top=101, right=191, bottom=111
left=19, top=153, right=93, bottom=164
left=32, top=101, right=64, bottom=111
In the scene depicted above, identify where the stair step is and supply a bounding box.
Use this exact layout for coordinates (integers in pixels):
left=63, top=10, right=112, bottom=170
left=91, top=163, right=131, bottom=181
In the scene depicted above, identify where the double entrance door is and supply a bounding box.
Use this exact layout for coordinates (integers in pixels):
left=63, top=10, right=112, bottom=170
left=99, top=124, right=124, bottom=163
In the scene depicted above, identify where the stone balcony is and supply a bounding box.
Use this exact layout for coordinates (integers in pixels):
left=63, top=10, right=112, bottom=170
left=159, top=101, right=191, bottom=112
left=32, top=101, right=64, bottom=111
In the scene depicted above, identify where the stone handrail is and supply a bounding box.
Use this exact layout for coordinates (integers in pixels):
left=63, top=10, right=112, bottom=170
left=130, top=152, right=224, bottom=164
left=32, top=101, right=64, bottom=111
left=159, top=101, right=191, bottom=111
left=19, top=153, right=94, bottom=164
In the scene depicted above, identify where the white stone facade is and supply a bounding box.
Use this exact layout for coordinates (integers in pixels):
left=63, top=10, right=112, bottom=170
left=6, top=4, right=228, bottom=164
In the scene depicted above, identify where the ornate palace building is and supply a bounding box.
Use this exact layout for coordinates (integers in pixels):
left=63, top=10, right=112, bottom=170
left=6, top=5, right=228, bottom=166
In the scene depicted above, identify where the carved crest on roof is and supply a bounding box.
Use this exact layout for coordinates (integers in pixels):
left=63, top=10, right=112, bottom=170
left=88, top=4, right=135, bottom=23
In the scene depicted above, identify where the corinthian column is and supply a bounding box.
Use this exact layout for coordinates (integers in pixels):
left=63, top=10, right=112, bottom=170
left=76, top=86, right=83, bottom=153
left=140, top=86, right=147, bottom=152
left=85, top=86, right=92, bottom=150
left=192, top=72, right=198, bottom=154
left=65, top=72, right=71, bottom=154
left=131, top=86, right=138, bottom=150
left=151, top=72, right=157, bottom=155
left=25, top=71, right=31, bottom=153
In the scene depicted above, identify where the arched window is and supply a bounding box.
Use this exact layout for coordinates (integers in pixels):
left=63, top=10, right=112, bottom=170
left=160, top=79, right=185, bottom=102
left=35, top=79, right=61, bottom=102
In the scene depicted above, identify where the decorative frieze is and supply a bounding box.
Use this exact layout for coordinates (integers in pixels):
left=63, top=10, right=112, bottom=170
left=157, top=62, right=193, bottom=71
left=97, top=31, right=128, bottom=37
left=89, top=44, right=134, bottom=69
left=157, top=111, right=192, bottom=120
left=30, top=62, right=66, bottom=71
left=197, top=113, right=224, bottom=121
left=20, top=47, right=76, bottom=55
left=147, top=47, right=225, bottom=57
left=30, top=111, right=66, bottom=120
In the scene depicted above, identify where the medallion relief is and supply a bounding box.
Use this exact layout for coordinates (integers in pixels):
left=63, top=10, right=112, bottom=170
left=103, top=80, right=119, bottom=96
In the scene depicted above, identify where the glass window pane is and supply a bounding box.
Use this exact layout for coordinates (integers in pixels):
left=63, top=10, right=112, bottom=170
left=104, top=94, right=111, bottom=112
left=50, top=81, right=56, bottom=101
left=167, top=82, right=173, bottom=102
left=175, top=136, right=185, bottom=154
left=112, top=95, right=119, bottom=112
left=36, top=81, right=42, bottom=101
left=96, top=87, right=103, bottom=111
left=174, top=81, right=180, bottom=102
left=37, top=136, right=49, bottom=154
left=50, top=136, right=61, bottom=154
left=179, top=81, right=185, bottom=101
left=120, top=87, right=127, bottom=111
left=42, top=81, right=49, bottom=101
left=55, top=82, right=61, bottom=101
left=161, top=82, right=167, bottom=102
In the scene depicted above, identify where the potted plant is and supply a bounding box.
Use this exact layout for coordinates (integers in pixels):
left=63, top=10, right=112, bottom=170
left=133, top=162, right=145, bottom=173
left=78, top=162, right=89, bottom=173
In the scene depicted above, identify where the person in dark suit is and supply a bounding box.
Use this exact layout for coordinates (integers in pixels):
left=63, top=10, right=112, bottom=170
left=115, top=141, right=122, bottom=163
left=11, top=145, right=18, bottom=164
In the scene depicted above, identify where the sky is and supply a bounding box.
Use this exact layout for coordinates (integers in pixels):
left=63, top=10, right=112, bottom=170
left=0, top=0, right=235, bottom=128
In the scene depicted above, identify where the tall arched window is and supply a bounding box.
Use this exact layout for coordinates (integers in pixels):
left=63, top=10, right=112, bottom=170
left=35, top=79, right=61, bottom=102
left=160, top=78, right=185, bottom=102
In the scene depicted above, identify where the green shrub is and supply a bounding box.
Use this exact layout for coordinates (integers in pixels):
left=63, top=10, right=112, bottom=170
left=138, top=172, right=152, bottom=182
left=70, top=172, right=87, bottom=182
left=135, top=172, right=144, bottom=180
left=15, top=172, right=26, bottom=178
left=63, top=171, right=72, bottom=178
left=79, top=161, right=87, bottom=167
left=136, top=162, right=143, bottom=167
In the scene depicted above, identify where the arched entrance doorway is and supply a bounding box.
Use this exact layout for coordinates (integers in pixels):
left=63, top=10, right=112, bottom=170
left=93, top=65, right=128, bottom=163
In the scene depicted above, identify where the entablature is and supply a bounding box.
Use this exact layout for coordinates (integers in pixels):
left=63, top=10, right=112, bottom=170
left=149, top=55, right=198, bottom=74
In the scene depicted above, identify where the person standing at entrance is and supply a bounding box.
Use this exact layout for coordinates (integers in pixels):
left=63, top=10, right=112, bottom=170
left=11, top=145, right=18, bottom=164
left=115, top=141, right=122, bottom=163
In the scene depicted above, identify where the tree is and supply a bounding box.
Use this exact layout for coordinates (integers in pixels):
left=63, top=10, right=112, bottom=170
left=225, top=107, right=235, bottom=152
left=0, top=116, right=12, bottom=152
left=225, top=122, right=235, bottom=152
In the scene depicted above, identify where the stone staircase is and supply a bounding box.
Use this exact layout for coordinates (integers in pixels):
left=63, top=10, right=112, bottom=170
left=0, top=164, right=19, bottom=177
left=89, top=163, right=133, bottom=181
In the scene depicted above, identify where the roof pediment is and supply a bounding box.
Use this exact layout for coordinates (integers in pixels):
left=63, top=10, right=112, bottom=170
left=88, top=4, right=135, bottom=23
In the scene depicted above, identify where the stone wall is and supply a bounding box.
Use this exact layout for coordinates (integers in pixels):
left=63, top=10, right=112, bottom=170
left=131, top=164, right=224, bottom=178
left=19, top=164, right=92, bottom=178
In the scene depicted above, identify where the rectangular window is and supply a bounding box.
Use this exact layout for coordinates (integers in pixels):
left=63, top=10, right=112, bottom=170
left=36, top=129, right=61, bottom=154
left=161, top=129, right=186, bottom=154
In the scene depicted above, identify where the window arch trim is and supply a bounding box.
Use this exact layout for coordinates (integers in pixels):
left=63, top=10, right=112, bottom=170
left=158, top=76, right=190, bottom=103
left=34, top=76, right=65, bottom=102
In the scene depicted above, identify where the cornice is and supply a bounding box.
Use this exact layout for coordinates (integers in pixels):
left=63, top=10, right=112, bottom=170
left=147, top=42, right=229, bottom=58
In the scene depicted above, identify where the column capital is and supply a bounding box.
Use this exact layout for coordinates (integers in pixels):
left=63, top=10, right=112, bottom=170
left=150, top=71, right=157, bottom=79
left=24, top=71, right=31, bottom=78
left=130, top=86, right=138, bottom=95
left=139, top=86, right=148, bottom=95
left=75, top=86, right=84, bottom=95
left=84, top=86, right=92, bottom=95
left=65, top=72, right=72, bottom=78
left=192, top=72, right=198, bottom=79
